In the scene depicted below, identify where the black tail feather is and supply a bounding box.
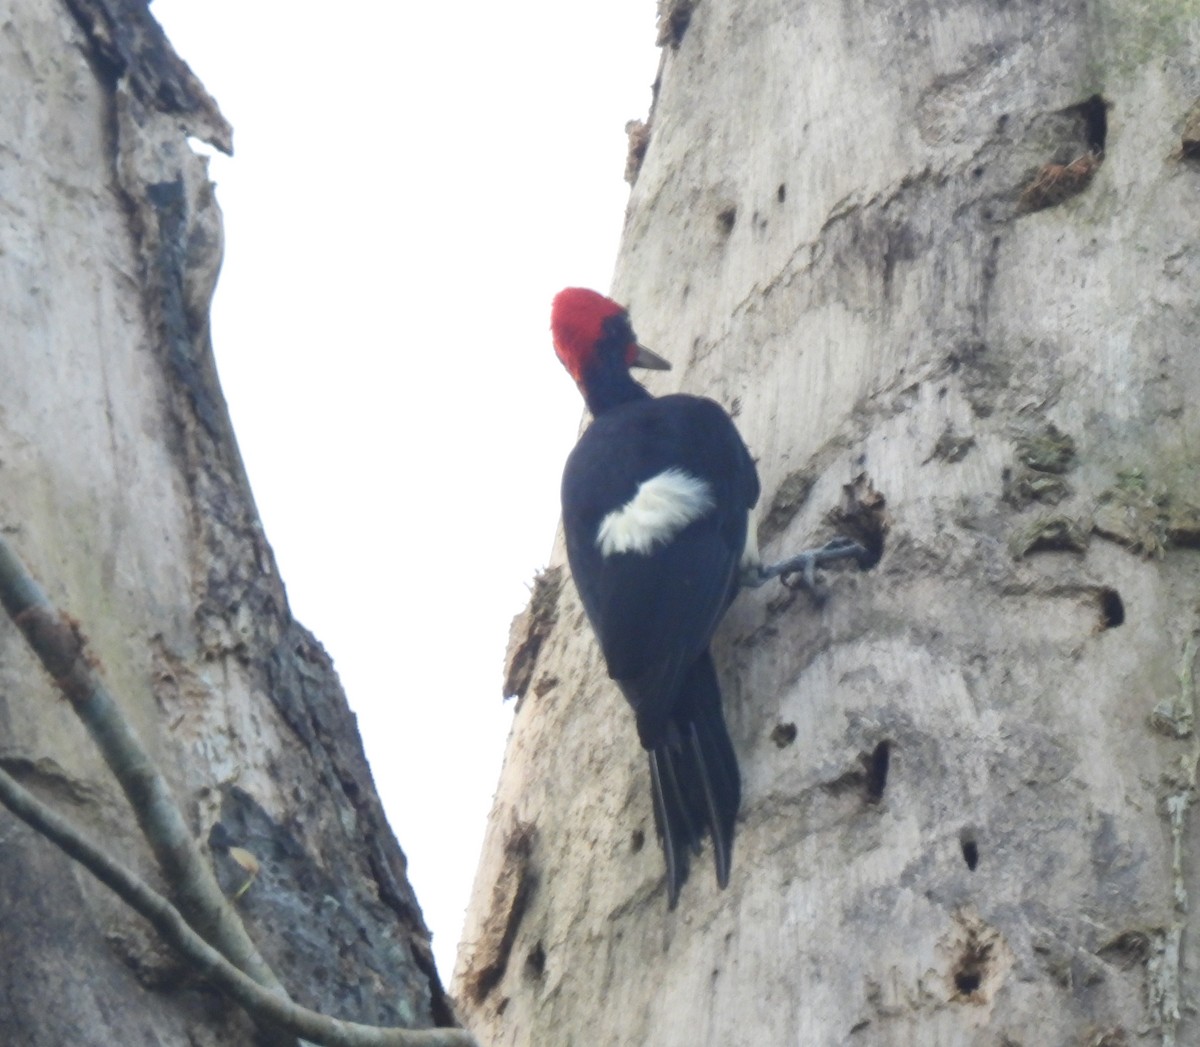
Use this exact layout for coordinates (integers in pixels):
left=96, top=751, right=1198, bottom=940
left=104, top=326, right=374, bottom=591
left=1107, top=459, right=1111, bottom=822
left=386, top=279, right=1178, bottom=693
left=688, top=722, right=731, bottom=887
left=647, top=651, right=741, bottom=906
left=648, top=750, right=684, bottom=908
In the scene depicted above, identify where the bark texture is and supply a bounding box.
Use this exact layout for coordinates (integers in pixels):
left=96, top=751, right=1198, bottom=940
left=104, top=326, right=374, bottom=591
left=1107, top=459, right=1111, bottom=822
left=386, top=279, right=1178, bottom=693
left=457, top=2, right=1200, bottom=1045
left=0, top=2, right=453, bottom=1042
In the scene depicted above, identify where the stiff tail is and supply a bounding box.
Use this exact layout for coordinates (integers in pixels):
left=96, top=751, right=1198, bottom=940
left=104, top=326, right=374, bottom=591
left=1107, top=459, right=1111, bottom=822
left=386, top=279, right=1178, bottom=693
left=647, top=652, right=741, bottom=908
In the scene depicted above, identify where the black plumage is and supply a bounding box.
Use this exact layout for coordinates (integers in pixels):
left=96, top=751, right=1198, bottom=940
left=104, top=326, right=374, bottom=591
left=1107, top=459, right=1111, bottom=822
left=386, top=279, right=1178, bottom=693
left=553, top=288, right=759, bottom=907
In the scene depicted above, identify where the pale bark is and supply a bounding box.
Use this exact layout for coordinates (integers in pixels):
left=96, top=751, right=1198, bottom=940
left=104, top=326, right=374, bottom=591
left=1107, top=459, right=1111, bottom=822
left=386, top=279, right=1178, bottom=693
left=0, top=1, right=455, bottom=1042
left=457, top=2, right=1200, bottom=1045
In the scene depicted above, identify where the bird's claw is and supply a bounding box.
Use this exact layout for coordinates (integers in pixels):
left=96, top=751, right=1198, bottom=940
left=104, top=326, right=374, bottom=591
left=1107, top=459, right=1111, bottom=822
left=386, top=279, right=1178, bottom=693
left=743, top=536, right=868, bottom=595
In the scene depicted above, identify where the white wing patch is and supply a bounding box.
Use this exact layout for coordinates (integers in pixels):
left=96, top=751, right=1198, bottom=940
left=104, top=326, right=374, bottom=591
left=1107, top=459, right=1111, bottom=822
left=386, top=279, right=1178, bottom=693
left=596, top=468, right=715, bottom=557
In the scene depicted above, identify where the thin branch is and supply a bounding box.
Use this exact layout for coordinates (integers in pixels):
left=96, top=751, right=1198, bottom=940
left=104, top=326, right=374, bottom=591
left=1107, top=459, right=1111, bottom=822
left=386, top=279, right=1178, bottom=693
left=0, top=763, right=477, bottom=1047
left=0, top=535, right=283, bottom=992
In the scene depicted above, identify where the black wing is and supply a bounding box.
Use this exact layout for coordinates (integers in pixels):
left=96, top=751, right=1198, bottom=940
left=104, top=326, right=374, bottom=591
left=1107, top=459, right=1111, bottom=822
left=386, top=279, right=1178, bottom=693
left=561, top=394, right=758, bottom=746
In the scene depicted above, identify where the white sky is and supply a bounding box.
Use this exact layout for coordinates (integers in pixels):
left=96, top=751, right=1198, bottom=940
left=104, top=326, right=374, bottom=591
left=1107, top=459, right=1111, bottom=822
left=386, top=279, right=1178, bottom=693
left=152, top=0, right=659, bottom=981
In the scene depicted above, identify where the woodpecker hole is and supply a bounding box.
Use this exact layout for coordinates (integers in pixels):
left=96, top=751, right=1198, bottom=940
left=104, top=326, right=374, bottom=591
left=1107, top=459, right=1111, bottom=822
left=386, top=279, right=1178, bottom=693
left=1098, top=588, right=1125, bottom=629
left=830, top=472, right=888, bottom=570
left=771, top=722, right=798, bottom=748
left=1019, top=96, right=1108, bottom=212
left=951, top=935, right=993, bottom=1000
left=1076, top=93, right=1109, bottom=154
left=776, top=183, right=787, bottom=203
left=865, top=741, right=890, bottom=803
left=1182, top=99, right=1200, bottom=160
left=943, top=914, right=1009, bottom=1005
left=630, top=829, right=645, bottom=853
left=1097, top=930, right=1151, bottom=970
left=954, top=969, right=982, bottom=995
left=524, top=941, right=546, bottom=980
left=717, top=206, right=737, bottom=235
left=960, top=832, right=979, bottom=871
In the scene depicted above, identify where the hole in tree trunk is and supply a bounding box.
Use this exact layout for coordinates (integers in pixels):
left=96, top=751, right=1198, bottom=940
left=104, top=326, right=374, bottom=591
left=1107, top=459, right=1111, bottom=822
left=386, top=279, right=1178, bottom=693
left=960, top=833, right=979, bottom=871
left=771, top=722, right=798, bottom=748
left=865, top=741, right=890, bottom=803
left=954, top=970, right=982, bottom=994
left=1098, top=587, right=1124, bottom=628
left=1075, top=93, right=1108, bottom=154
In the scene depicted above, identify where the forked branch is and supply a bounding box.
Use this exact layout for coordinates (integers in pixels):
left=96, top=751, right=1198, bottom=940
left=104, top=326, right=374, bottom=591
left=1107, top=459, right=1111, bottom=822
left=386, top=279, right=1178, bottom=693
left=0, top=535, right=280, bottom=990
left=0, top=534, right=476, bottom=1047
left=0, top=764, right=475, bottom=1047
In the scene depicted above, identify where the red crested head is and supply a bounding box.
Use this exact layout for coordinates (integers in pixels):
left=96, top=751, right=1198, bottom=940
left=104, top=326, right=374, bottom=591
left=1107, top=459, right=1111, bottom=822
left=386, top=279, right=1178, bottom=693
left=551, top=288, right=627, bottom=382
left=550, top=288, right=670, bottom=389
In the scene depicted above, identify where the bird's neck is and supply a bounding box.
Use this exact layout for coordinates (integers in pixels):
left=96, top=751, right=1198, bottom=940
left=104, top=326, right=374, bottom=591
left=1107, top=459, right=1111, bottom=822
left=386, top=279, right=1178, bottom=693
left=579, top=358, right=652, bottom=415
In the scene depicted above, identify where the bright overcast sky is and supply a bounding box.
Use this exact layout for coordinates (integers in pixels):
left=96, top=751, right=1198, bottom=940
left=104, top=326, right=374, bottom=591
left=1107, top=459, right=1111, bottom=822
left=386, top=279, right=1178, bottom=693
left=152, top=1, right=659, bottom=980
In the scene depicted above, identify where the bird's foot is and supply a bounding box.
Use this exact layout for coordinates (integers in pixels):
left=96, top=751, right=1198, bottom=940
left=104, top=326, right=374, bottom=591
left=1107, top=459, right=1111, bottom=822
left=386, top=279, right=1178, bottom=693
left=742, top=536, right=868, bottom=597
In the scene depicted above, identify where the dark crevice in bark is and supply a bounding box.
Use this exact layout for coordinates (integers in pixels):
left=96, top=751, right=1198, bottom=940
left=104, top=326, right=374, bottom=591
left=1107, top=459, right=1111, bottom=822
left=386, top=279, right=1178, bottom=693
left=462, top=822, right=537, bottom=1006
left=1098, top=588, right=1125, bottom=629
left=1074, top=94, right=1108, bottom=155
left=62, top=0, right=231, bottom=153
left=865, top=742, right=890, bottom=804
left=657, top=0, right=696, bottom=49
left=960, top=833, right=979, bottom=871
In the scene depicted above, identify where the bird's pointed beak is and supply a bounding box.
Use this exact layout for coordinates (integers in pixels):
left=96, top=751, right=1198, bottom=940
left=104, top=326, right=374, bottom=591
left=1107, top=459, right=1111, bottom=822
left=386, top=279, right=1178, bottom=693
left=630, top=344, right=671, bottom=371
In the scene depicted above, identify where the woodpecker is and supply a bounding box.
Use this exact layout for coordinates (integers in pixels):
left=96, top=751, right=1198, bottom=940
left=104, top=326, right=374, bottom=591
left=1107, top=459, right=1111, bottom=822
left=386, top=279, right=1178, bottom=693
left=552, top=288, right=867, bottom=905
left=550, top=286, right=764, bottom=909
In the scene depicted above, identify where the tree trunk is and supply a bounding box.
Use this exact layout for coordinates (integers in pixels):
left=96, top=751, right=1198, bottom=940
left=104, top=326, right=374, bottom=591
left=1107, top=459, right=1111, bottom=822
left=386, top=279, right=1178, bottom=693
left=0, top=2, right=455, bottom=1042
left=455, top=2, right=1200, bottom=1044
